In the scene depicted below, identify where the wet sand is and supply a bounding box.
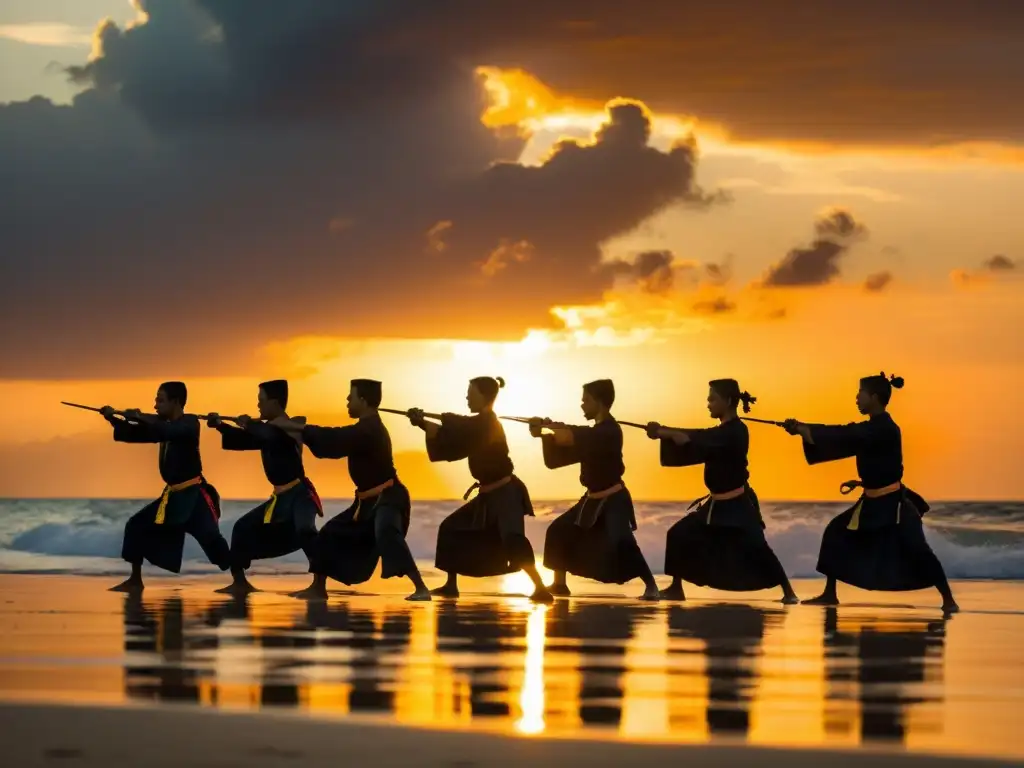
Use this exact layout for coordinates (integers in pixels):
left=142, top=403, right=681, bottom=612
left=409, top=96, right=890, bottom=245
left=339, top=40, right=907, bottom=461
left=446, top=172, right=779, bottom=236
left=1, top=573, right=1022, bottom=764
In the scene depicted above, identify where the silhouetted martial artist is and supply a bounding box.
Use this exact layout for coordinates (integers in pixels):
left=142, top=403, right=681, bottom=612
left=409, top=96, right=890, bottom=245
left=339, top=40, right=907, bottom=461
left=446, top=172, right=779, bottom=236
left=530, top=379, right=659, bottom=600
left=648, top=379, right=797, bottom=603
left=207, top=379, right=322, bottom=595
left=784, top=373, right=957, bottom=612
left=102, top=382, right=229, bottom=593
left=273, top=379, right=430, bottom=602
left=410, top=376, right=552, bottom=603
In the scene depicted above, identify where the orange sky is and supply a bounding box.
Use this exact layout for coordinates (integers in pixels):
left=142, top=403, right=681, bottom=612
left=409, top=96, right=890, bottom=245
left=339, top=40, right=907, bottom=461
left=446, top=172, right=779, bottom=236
left=1, top=16, right=1023, bottom=500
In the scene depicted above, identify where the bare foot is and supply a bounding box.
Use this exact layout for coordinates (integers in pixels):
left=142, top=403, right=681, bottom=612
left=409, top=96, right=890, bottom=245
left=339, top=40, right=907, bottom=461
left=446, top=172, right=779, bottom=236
left=214, top=580, right=259, bottom=596
left=548, top=583, right=571, bottom=597
left=803, top=593, right=839, bottom=606
left=530, top=587, right=554, bottom=604
left=109, top=578, right=143, bottom=593
left=942, top=600, right=960, bottom=614
left=658, top=585, right=686, bottom=601
left=780, top=593, right=800, bottom=605
left=406, top=587, right=432, bottom=602
left=290, top=585, right=328, bottom=601
left=639, top=585, right=661, bottom=601
left=430, top=584, right=460, bottom=598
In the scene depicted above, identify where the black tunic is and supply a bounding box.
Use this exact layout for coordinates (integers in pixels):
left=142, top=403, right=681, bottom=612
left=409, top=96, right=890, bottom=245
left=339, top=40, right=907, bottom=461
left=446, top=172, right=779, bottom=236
left=217, top=421, right=304, bottom=486
left=111, top=415, right=228, bottom=573
left=660, top=418, right=760, bottom=529
left=112, top=415, right=204, bottom=486
left=428, top=411, right=536, bottom=577
left=660, top=419, right=785, bottom=591
left=803, top=412, right=945, bottom=591
left=302, top=414, right=397, bottom=492
left=541, top=419, right=650, bottom=584
left=804, top=413, right=917, bottom=530
left=427, top=412, right=514, bottom=487
left=542, top=418, right=625, bottom=495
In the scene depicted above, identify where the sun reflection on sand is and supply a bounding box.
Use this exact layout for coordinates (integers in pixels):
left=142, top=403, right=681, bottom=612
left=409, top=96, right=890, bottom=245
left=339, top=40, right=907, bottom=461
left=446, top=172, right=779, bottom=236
left=515, top=604, right=548, bottom=735
left=2, top=576, right=1024, bottom=761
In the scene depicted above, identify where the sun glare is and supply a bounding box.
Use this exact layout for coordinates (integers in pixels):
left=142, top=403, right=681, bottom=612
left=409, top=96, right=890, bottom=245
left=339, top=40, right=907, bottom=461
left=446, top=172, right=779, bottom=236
left=501, top=564, right=554, bottom=598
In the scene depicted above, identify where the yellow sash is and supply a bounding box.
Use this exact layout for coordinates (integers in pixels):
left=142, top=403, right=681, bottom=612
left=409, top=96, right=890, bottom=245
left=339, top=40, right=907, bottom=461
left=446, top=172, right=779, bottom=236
left=847, top=482, right=903, bottom=530
left=263, top=478, right=303, bottom=523
left=154, top=476, right=203, bottom=524
left=353, top=479, right=395, bottom=520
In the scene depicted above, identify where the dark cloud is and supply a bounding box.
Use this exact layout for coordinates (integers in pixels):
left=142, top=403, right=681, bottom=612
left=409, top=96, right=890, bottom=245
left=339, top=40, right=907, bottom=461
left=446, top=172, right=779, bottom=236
left=1, top=8, right=715, bottom=381
left=692, top=296, right=736, bottom=315
left=761, top=209, right=868, bottom=287
left=984, top=254, right=1016, bottom=272
left=6, top=1, right=1016, bottom=379
left=605, top=249, right=676, bottom=294
left=703, top=258, right=734, bottom=287
left=864, top=271, right=893, bottom=292
left=60, top=1, right=1024, bottom=145
left=950, top=254, right=1018, bottom=287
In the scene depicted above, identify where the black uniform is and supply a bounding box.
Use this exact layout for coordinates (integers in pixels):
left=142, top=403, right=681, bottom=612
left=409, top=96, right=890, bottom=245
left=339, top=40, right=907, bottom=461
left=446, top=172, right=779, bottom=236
left=112, top=415, right=229, bottom=574
left=803, top=413, right=945, bottom=591
left=302, top=414, right=417, bottom=585
left=661, top=419, right=788, bottom=591
left=428, top=412, right=537, bottom=577
left=214, top=420, right=322, bottom=571
left=541, top=419, right=650, bottom=584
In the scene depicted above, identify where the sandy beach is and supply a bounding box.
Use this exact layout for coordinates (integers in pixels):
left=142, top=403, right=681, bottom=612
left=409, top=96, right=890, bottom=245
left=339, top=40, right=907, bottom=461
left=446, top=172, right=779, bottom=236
left=1, top=573, right=1023, bottom=765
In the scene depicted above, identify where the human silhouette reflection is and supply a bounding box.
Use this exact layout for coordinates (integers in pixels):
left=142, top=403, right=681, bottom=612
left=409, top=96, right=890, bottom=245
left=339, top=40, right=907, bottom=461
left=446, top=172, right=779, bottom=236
left=668, top=603, right=783, bottom=737
left=122, top=593, right=226, bottom=704
left=257, top=616, right=317, bottom=708
left=546, top=601, right=646, bottom=726
left=304, top=600, right=412, bottom=713
left=822, top=607, right=947, bottom=744
left=435, top=601, right=527, bottom=718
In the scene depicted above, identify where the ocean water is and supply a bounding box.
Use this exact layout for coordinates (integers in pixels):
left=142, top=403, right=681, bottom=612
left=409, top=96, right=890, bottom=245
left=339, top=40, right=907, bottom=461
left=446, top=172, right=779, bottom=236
left=2, top=497, right=1023, bottom=578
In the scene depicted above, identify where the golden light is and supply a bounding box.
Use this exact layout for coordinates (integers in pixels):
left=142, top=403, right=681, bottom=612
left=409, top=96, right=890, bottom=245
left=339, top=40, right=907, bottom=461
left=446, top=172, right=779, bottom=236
left=514, top=604, right=549, bottom=736
left=500, top=563, right=555, bottom=597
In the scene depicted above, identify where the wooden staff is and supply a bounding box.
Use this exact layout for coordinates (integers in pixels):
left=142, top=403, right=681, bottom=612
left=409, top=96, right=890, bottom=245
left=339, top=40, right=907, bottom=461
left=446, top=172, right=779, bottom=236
left=382, top=407, right=538, bottom=425
left=62, top=401, right=251, bottom=424
left=741, top=416, right=787, bottom=427
left=194, top=413, right=254, bottom=424
left=61, top=401, right=126, bottom=416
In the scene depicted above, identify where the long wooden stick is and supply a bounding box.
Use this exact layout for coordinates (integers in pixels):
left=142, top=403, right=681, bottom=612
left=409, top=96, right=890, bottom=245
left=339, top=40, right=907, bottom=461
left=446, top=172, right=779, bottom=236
left=61, top=401, right=113, bottom=414
left=62, top=402, right=252, bottom=424
left=742, top=416, right=787, bottom=427
left=381, top=407, right=538, bottom=425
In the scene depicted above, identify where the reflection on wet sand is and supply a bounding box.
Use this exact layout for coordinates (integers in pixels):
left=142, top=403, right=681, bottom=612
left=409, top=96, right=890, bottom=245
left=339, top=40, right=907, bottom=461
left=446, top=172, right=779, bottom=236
left=668, top=603, right=785, bottom=739
left=117, top=592, right=952, bottom=752
left=822, top=607, right=947, bottom=744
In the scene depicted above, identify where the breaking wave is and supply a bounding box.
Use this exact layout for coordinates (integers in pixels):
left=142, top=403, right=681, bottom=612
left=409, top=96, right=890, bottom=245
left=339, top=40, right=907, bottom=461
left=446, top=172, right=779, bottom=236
left=1, top=498, right=1023, bottom=579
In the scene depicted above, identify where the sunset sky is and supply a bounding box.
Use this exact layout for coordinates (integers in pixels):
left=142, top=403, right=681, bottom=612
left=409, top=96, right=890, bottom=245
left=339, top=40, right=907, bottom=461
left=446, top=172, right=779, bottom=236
left=1, top=0, right=1021, bottom=501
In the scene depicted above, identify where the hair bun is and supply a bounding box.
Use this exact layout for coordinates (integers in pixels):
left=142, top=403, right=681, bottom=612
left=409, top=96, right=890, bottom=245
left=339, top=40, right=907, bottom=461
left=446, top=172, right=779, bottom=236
left=496, top=376, right=505, bottom=389
left=889, top=375, right=904, bottom=389
left=738, top=390, right=757, bottom=413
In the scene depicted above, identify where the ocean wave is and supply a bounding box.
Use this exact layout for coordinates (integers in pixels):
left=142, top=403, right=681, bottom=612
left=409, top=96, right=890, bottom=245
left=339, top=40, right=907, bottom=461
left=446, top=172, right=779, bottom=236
left=2, top=498, right=1023, bottom=579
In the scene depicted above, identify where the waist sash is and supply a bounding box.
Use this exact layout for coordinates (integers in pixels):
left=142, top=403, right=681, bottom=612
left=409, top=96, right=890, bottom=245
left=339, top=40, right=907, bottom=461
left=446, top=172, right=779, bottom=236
left=154, top=476, right=202, bottom=525
left=574, top=483, right=624, bottom=528
left=687, top=485, right=747, bottom=524
left=462, top=475, right=512, bottom=501
left=353, top=478, right=395, bottom=520
left=263, top=477, right=303, bottom=523
left=841, top=480, right=903, bottom=530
